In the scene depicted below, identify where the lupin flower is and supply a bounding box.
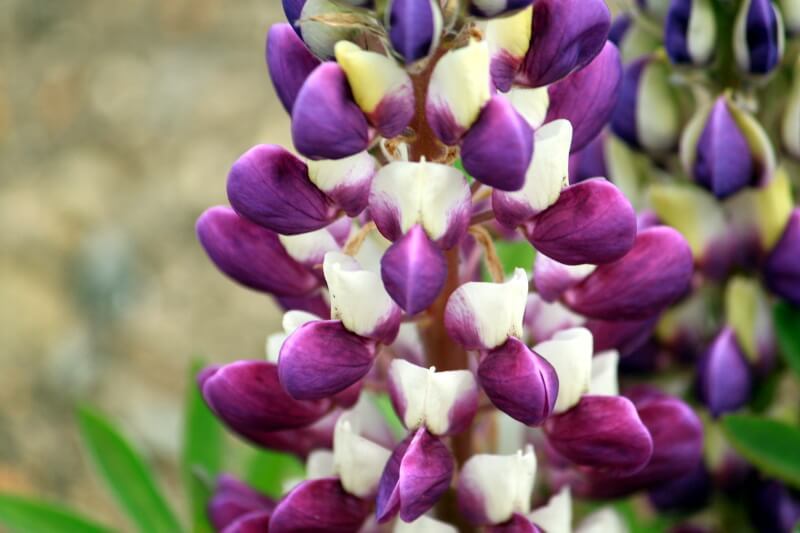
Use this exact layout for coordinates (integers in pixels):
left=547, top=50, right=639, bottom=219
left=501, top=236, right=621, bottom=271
left=664, top=0, right=716, bottom=66
left=267, top=23, right=321, bottom=114
left=697, top=327, right=752, bottom=416
left=733, top=0, right=785, bottom=76
left=385, top=0, right=443, bottom=63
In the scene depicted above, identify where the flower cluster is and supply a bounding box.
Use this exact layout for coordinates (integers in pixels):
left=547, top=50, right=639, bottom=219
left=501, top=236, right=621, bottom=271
left=193, top=0, right=798, bottom=531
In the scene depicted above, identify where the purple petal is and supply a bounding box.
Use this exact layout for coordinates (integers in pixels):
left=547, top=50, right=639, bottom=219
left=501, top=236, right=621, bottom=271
left=267, top=23, right=321, bottom=113
left=196, top=207, right=319, bottom=296
left=282, top=0, right=305, bottom=28
left=764, top=209, right=800, bottom=305
left=291, top=62, right=370, bottom=160
left=269, top=478, right=372, bottom=533
left=387, top=0, right=440, bottom=63
left=227, top=145, right=336, bottom=235
left=608, top=14, right=632, bottom=46
left=240, top=411, right=339, bottom=458
left=278, top=320, right=377, bottom=400
left=586, top=316, right=659, bottom=358
left=544, top=395, right=654, bottom=475
left=569, top=134, right=608, bottom=184
left=276, top=291, right=331, bottom=318
left=741, top=0, right=783, bottom=74
left=200, top=361, right=331, bottom=436
left=750, top=480, right=800, bottom=533
left=221, top=510, right=272, bottom=533
left=527, top=178, right=636, bottom=266
left=488, top=514, right=542, bottom=533
left=381, top=225, right=448, bottom=314
left=697, top=327, right=752, bottom=417
left=664, top=0, right=695, bottom=64
left=376, top=427, right=454, bottom=523
left=209, top=475, right=275, bottom=532
left=564, top=226, right=694, bottom=320
left=610, top=56, right=647, bottom=149
left=461, top=95, right=534, bottom=192
left=533, top=253, right=594, bottom=302
left=693, top=97, right=755, bottom=198
left=648, top=462, right=712, bottom=512
left=546, top=41, right=622, bottom=153
left=478, top=337, right=559, bottom=426
left=518, top=0, right=611, bottom=87
left=470, top=0, right=534, bottom=18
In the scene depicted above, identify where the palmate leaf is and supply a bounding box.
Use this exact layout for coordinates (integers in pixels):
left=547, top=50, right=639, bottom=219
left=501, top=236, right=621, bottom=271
left=77, top=406, right=182, bottom=533
left=774, top=301, right=800, bottom=378
left=182, top=360, right=225, bottom=533
left=0, top=494, right=112, bottom=533
left=722, top=414, right=800, bottom=489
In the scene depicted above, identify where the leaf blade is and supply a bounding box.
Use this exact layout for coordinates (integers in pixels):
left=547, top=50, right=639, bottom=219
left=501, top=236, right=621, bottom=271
left=77, top=406, right=182, bottom=533
left=774, top=301, right=800, bottom=378
left=0, top=494, right=113, bottom=533
left=722, top=414, right=800, bottom=489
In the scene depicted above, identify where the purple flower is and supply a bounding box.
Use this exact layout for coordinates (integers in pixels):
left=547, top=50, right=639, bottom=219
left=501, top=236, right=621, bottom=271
left=765, top=209, right=800, bottom=305
left=270, top=478, right=372, bottom=532
left=697, top=327, right=752, bottom=417
left=208, top=475, right=275, bottom=532
left=386, top=0, right=442, bottom=63
left=734, top=0, right=785, bottom=75
left=665, top=0, right=716, bottom=65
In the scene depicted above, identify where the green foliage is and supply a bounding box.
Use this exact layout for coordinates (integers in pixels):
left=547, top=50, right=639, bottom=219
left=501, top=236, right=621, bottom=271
left=494, top=240, right=536, bottom=274
left=182, top=360, right=224, bottom=533
left=722, top=414, right=800, bottom=489
left=244, top=449, right=304, bottom=499
left=77, top=406, right=182, bottom=533
left=775, top=300, right=800, bottom=378
left=0, top=494, right=113, bottom=533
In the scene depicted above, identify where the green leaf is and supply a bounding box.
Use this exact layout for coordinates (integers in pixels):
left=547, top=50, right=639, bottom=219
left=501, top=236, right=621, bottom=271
left=494, top=240, right=536, bottom=274
left=244, top=449, right=304, bottom=499
left=722, top=414, right=800, bottom=489
left=0, top=494, right=113, bottom=533
left=182, top=360, right=225, bottom=533
left=77, top=406, right=183, bottom=533
left=774, top=301, right=800, bottom=378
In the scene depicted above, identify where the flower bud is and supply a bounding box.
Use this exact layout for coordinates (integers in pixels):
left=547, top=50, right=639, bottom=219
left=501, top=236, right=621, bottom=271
left=664, top=0, right=716, bottom=66
left=533, top=328, right=594, bottom=413
left=444, top=268, right=528, bottom=351
left=376, top=427, right=455, bottom=522
left=779, top=0, right=800, bottom=34
left=388, top=360, right=479, bottom=436
left=385, top=0, right=443, bottom=64
left=270, top=478, right=372, bottom=532
left=196, top=207, right=319, bottom=296
left=612, top=54, right=682, bottom=154
left=208, top=475, right=275, bottom=532
left=698, top=328, right=752, bottom=417
left=289, top=0, right=363, bottom=59
left=478, top=338, right=559, bottom=425
left=725, top=276, right=777, bottom=373
left=334, top=41, right=415, bottom=138
left=426, top=40, right=492, bottom=145
left=370, top=160, right=471, bottom=249
left=765, top=209, right=800, bottom=305
left=267, top=23, right=321, bottom=114
left=457, top=447, right=537, bottom=525
left=734, top=0, right=785, bottom=76
left=609, top=14, right=662, bottom=63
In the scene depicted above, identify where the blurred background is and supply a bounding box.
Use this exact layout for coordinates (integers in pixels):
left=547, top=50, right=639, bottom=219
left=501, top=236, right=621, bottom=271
left=1, top=0, right=288, bottom=527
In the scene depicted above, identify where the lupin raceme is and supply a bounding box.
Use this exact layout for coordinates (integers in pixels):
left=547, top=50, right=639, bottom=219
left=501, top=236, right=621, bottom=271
left=190, top=0, right=800, bottom=530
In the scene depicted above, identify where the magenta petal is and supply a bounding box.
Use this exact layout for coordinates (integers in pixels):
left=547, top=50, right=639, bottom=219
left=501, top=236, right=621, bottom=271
left=291, top=63, right=370, bottom=160
left=227, top=145, right=336, bottom=235
left=269, top=478, right=372, bottom=533
left=196, top=207, right=319, bottom=296
left=461, top=95, right=534, bottom=192
left=545, top=41, right=622, bottom=153
left=564, top=227, right=694, bottom=320
left=376, top=427, right=455, bottom=523
left=209, top=475, right=275, bottom=532
left=488, top=514, right=542, bottom=533
left=266, top=23, right=321, bottom=114
left=200, top=361, right=331, bottom=436
left=240, top=411, right=339, bottom=458
left=586, top=316, right=659, bottom=357
left=545, top=395, right=654, bottom=475
left=278, top=320, right=377, bottom=400
left=528, top=179, right=636, bottom=266
left=381, top=225, right=448, bottom=315
left=519, top=0, right=611, bottom=87
left=221, top=510, right=271, bottom=533
left=478, top=338, right=558, bottom=426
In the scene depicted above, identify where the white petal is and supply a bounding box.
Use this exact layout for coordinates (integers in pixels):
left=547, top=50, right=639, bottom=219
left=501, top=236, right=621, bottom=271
left=323, top=251, right=397, bottom=337
left=394, top=515, right=458, bottom=533
left=507, top=87, right=550, bottom=129
left=495, top=411, right=528, bottom=455
left=589, top=350, right=620, bottom=396
left=266, top=332, right=287, bottom=363
left=528, top=487, right=572, bottom=533
left=306, top=449, right=336, bottom=479
left=486, top=5, right=532, bottom=55
left=333, top=418, right=391, bottom=498
left=533, top=327, right=593, bottom=413
left=334, top=41, right=413, bottom=114
left=648, top=183, right=726, bottom=258
left=282, top=310, right=322, bottom=334
left=460, top=447, right=537, bottom=524
left=307, top=151, right=377, bottom=195
left=391, top=322, right=426, bottom=365
left=686, top=0, right=716, bottom=64
left=428, top=40, right=492, bottom=130
left=575, top=507, right=629, bottom=533
left=279, top=228, right=340, bottom=265
left=353, top=227, right=391, bottom=274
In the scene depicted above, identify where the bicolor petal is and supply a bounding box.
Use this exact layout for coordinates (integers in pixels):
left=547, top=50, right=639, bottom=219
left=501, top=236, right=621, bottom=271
left=492, top=120, right=573, bottom=227
left=200, top=361, right=331, bottom=436
left=388, top=359, right=479, bottom=436
left=526, top=178, right=637, bottom=266
left=381, top=225, right=448, bottom=314
left=426, top=40, right=492, bottom=145
left=564, top=227, right=694, bottom=320
left=333, top=416, right=392, bottom=498
left=291, top=62, right=370, bottom=160
left=209, top=475, right=275, bottom=532
left=334, top=41, right=415, bottom=137
left=278, top=319, right=377, bottom=400
left=269, top=478, right=372, bottom=533
left=267, top=23, right=321, bottom=113
left=279, top=224, right=343, bottom=268
left=734, top=0, right=785, bottom=75
left=665, top=0, right=717, bottom=65
left=324, top=252, right=401, bottom=342
left=544, top=395, right=654, bottom=475
left=444, top=268, right=529, bottom=351
left=533, top=327, right=593, bottom=413
left=369, top=160, right=471, bottom=249
left=486, top=7, right=533, bottom=92
left=376, top=427, right=454, bottom=523
left=545, top=42, right=622, bottom=153
left=518, top=0, right=611, bottom=87
left=196, top=207, right=319, bottom=296
left=533, top=253, right=595, bottom=303
left=478, top=338, right=558, bottom=426
left=305, top=151, right=378, bottom=216
left=697, top=327, right=752, bottom=417
left=764, top=209, right=800, bottom=305
left=227, top=144, right=336, bottom=234
left=461, top=95, right=534, bottom=191
left=386, top=0, right=442, bottom=63
left=458, top=447, right=537, bottom=525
